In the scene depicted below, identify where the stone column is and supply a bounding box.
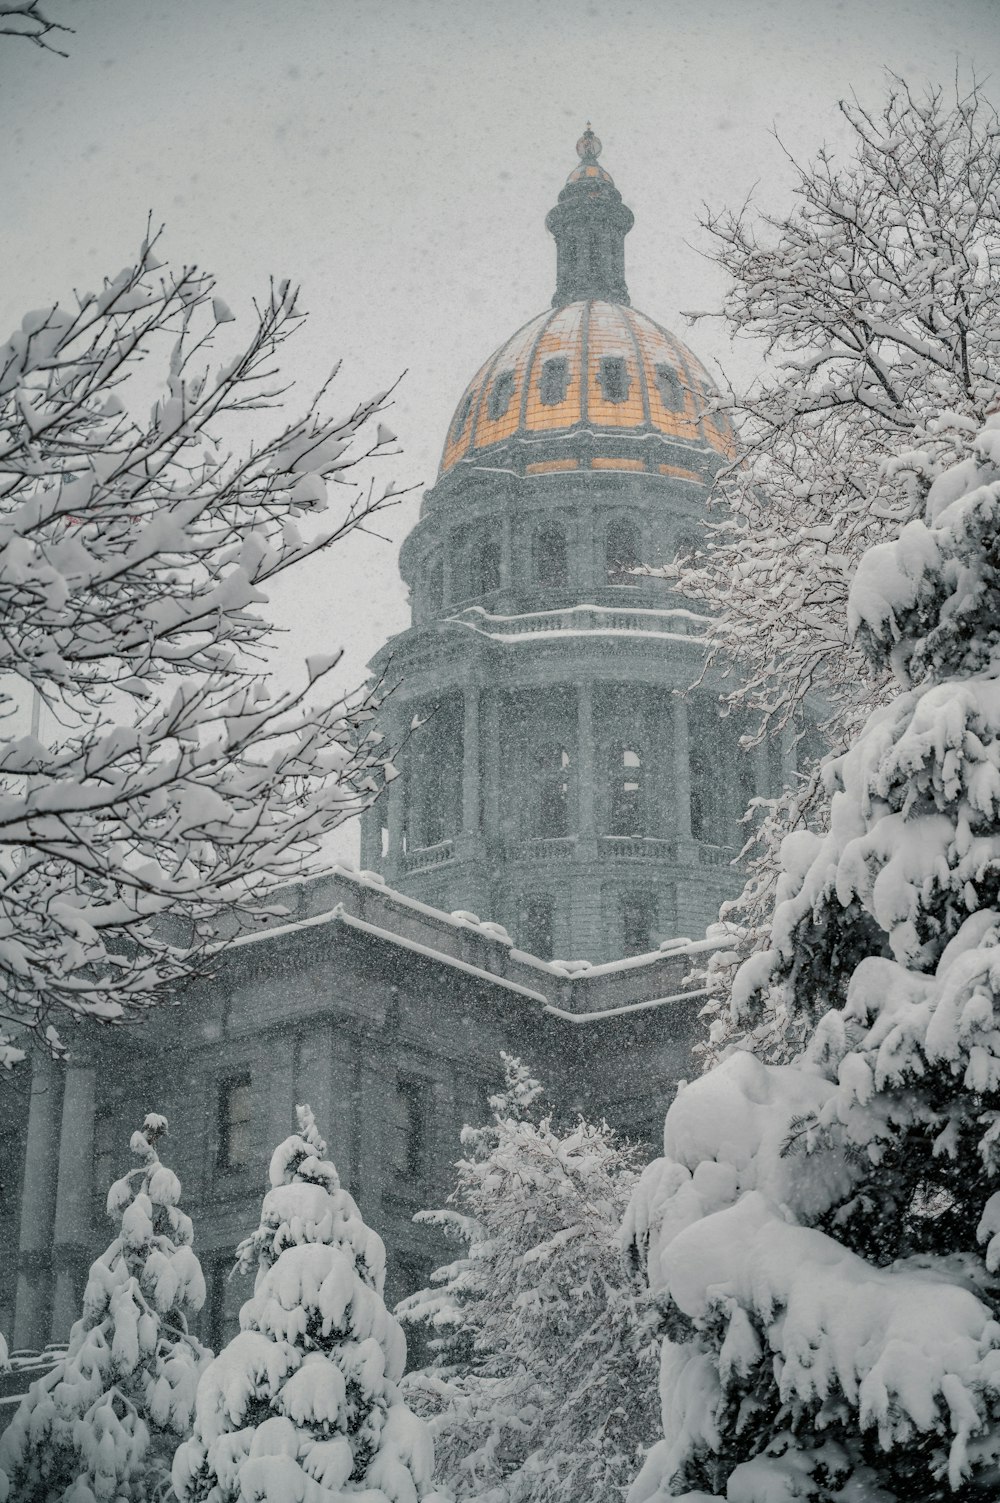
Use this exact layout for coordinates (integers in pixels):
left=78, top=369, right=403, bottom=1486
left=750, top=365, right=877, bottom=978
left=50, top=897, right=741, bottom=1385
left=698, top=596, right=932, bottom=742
left=673, top=695, right=693, bottom=839
left=51, top=1062, right=97, bottom=1340
left=441, top=536, right=453, bottom=606
left=500, top=514, right=513, bottom=594
left=461, top=685, right=480, bottom=835
left=264, top=1037, right=296, bottom=1162
left=482, top=691, right=501, bottom=846
left=13, top=1052, right=63, bottom=1351
left=576, top=680, right=596, bottom=838
left=386, top=752, right=406, bottom=869
left=359, top=803, right=380, bottom=870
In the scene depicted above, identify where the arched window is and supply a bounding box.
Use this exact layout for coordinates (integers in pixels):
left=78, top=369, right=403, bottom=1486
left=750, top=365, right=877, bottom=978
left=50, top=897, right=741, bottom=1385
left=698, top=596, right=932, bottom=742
left=487, top=370, right=516, bottom=421
left=426, top=559, right=444, bottom=616
left=606, top=516, right=641, bottom=583
left=519, top=895, right=554, bottom=960
left=534, top=526, right=568, bottom=588
left=622, top=891, right=658, bottom=957
left=478, top=535, right=501, bottom=594
left=654, top=362, right=684, bottom=411
left=538, top=358, right=570, bottom=407
left=609, top=744, right=642, bottom=836
left=411, top=698, right=463, bottom=847
left=534, top=743, right=571, bottom=839
left=674, top=528, right=700, bottom=564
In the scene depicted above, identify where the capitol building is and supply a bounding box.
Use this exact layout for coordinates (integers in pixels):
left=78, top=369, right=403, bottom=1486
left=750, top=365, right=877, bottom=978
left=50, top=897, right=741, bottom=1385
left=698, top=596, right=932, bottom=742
left=0, top=131, right=794, bottom=1379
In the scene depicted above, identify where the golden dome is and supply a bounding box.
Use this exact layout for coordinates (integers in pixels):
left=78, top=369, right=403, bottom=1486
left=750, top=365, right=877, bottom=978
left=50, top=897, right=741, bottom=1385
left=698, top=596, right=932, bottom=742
left=440, top=300, right=735, bottom=476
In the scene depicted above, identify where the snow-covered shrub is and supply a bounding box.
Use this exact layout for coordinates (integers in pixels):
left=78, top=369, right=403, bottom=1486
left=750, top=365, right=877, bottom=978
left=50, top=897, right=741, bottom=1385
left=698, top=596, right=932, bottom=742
left=400, top=1055, right=658, bottom=1502
left=626, top=416, right=1000, bottom=1500
left=0, top=1112, right=208, bottom=1502
left=173, top=1103, right=446, bottom=1503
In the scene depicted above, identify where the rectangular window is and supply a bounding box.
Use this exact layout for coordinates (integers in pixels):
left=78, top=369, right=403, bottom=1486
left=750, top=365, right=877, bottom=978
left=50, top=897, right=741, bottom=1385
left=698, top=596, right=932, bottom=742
left=598, top=355, right=630, bottom=404
left=219, top=1074, right=254, bottom=1170
left=389, top=1077, right=426, bottom=1180
left=654, top=362, right=684, bottom=411
left=520, top=895, right=554, bottom=959
left=622, top=892, right=658, bottom=957
left=539, top=357, right=570, bottom=406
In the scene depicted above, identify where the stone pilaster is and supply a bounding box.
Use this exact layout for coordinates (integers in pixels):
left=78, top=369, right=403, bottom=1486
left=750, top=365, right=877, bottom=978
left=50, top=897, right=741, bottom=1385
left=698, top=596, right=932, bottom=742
left=576, top=680, right=596, bottom=840
left=482, top=690, right=501, bottom=847
left=461, top=685, right=480, bottom=836
left=50, top=1062, right=97, bottom=1340
left=673, top=695, right=693, bottom=840
left=386, top=756, right=406, bottom=872
left=13, top=1051, right=63, bottom=1351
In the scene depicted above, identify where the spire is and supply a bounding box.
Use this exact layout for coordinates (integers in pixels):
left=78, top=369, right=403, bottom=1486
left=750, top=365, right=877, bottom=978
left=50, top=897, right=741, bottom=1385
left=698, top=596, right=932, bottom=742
left=545, top=124, right=634, bottom=308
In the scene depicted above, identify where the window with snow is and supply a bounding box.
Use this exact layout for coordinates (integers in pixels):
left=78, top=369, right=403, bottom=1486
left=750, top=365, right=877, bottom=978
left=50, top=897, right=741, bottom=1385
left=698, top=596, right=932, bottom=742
left=218, top=1074, right=253, bottom=1170
left=674, top=528, right=700, bottom=563
left=606, top=515, right=641, bottom=583
left=389, top=1077, right=426, bottom=1180
left=534, top=525, right=568, bottom=588
left=478, top=534, right=501, bottom=594
left=622, top=891, right=658, bottom=957
left=654, top=362, right=684, bottom=411
left=538, top=357, right=570, bottom=406
left=411, top=697, right=463, bottom=847
left=427, top=559, right=444, bottom=615
left=520, top=895, right=555, bottom=960
left=487, top=369, right=516, bottom=421
left=598, top=355, right=630, bottom=404
left=452, top=390, right=474, bottom=441
left=608, top=744, right=643, bottom=836
left=534, top=743, right=571, bottom=839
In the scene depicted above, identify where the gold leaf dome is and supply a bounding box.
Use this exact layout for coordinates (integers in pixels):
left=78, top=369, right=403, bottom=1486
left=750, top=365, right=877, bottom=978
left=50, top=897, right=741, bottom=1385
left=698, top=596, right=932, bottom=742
left=440, top=299, right=734, bottom=476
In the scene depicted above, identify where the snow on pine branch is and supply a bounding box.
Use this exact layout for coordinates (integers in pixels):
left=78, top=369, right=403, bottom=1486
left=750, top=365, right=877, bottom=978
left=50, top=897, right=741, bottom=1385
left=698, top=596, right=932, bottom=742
left=0, top=230, right=407, bottom=1064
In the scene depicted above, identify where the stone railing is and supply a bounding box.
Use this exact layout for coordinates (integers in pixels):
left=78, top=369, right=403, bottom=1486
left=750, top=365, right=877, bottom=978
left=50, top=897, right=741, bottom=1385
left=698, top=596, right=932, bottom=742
left=502, top=836, right=577, bottom=863
left=696, top=842, right=736, bottom=868
left=598, top=835, right=677, bottom=862
left=401, top=840, right=455, bottom=873
left=447, top=602, right=708, bottom=643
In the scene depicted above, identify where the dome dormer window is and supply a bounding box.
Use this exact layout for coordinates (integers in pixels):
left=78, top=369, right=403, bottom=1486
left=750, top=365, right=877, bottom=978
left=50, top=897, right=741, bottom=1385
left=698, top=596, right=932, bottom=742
left=598, top=355, right=630, bottom=404
left=654, top=362, right=684, bottom=411
left=538, top=357, right=570, bottom=406
left=451, top=391, right=474, bottom=440
left=487, top=370, right=516, bottom=421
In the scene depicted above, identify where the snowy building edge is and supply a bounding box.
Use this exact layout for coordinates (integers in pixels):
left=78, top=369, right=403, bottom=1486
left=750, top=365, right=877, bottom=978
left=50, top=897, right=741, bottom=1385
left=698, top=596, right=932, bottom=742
left=239, top=861, right=722, bottom=1019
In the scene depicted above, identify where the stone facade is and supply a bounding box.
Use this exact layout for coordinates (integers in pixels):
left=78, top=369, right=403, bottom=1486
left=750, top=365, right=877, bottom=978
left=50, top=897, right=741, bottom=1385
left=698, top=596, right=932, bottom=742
left=0, top=131, right=775, bottom=1410
left=360, top=129, right=781, bottom=961
left=0, top=867, right=716, bottom=1386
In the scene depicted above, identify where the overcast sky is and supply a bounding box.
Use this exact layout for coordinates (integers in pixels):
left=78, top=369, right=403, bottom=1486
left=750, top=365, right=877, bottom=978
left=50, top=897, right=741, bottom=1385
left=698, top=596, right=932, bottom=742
left=2, top=0, right=998, bottom=859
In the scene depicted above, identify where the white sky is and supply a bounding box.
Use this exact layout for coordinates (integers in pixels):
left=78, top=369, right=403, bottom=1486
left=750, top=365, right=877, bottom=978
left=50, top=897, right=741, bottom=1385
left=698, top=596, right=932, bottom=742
left=1, top=0, right=998, bottom=860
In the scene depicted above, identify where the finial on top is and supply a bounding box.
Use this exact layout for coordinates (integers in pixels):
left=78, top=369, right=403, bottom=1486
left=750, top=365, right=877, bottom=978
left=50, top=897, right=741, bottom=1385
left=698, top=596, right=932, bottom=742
left=576, top=124, right=602, bottom=163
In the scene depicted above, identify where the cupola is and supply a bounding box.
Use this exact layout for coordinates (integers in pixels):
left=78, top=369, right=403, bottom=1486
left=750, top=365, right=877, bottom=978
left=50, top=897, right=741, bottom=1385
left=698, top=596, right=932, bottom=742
left=545, top=126, right=634, bottom=307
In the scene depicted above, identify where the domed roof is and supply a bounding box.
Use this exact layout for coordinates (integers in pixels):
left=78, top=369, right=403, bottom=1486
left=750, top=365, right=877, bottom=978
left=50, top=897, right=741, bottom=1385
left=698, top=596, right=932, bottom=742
left=439, top=300, right=735, bottom=475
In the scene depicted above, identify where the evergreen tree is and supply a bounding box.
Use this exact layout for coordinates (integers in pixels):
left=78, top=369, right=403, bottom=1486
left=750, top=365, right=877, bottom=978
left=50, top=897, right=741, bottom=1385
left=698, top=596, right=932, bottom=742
left=0, top=1112, right=208, bottom=1502
left=678, top=77, right=1000, bottom=1057
left=401, top=1055, right=658, bottom=1503
left=173, top=1104, right=445, bottom=1503
left=626, top=415, right=1000, bottom=1500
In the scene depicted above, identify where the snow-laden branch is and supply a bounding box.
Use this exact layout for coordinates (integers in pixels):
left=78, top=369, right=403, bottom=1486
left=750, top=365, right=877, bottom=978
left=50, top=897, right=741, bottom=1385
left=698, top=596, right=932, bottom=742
left=0, top=230, right=407, bottom=1067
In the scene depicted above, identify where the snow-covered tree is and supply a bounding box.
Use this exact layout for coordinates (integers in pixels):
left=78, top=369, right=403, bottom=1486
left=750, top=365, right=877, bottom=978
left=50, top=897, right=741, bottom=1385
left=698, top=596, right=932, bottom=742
left=173, top=1103, right=445, bottom=1503
left=400, top=1055, right=658, bottom=1503
left=0, top=1111, right=208, bottom=1502
left=680, top=76, right=1000, bottom=1053
left=625, top=414, right=1000, bottom=1501
left=0, top=234, right=403, bottom=1071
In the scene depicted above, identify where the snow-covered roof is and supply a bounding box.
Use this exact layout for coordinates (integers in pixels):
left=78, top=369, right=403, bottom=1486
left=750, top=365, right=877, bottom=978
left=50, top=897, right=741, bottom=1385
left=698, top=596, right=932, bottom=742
left=218, top=863, right=720, bottom=1024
